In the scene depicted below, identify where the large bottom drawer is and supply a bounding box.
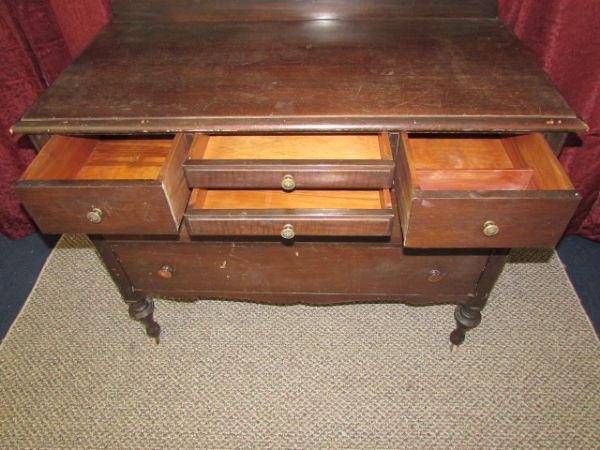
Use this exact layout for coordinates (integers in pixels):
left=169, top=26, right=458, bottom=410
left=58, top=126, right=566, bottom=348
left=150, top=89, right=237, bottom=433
left=109, top=240, right=490, bottom=304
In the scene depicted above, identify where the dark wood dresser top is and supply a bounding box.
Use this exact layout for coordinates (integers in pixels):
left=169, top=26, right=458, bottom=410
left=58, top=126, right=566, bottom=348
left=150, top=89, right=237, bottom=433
left=13, top=0, right=585, bottom=134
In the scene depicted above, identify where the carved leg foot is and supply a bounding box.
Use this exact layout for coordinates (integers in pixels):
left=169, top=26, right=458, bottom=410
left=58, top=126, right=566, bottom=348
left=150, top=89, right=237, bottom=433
left=450, top=305, right=482, bottom=351
left=128, top=299, right=161, bottom=344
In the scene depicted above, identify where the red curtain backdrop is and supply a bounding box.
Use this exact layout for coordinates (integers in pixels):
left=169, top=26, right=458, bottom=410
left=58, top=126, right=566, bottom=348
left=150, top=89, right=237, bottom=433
left=499, top=0, right=600, bottom=241
left=1, top=0, right=599, bottom=241
left=0, top=0, right=111, bottom=239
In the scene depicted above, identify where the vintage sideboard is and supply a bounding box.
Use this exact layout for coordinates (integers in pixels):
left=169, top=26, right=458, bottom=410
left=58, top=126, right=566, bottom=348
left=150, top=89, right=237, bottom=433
left=12, top=0, right=585, bottom=349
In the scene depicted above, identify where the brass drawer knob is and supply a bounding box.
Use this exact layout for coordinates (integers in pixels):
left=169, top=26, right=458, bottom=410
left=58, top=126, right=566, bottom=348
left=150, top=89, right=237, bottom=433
left=157, top=265, right=173, bottom=279
left=281, top=224, right=295, bottom=240
left=482, top=220, right=500, bottom=237
left=86, top=207, right=103, bottom=224
left=281, top=174, right=296, bottom=191
left=428, top=269, right=443, bottom=282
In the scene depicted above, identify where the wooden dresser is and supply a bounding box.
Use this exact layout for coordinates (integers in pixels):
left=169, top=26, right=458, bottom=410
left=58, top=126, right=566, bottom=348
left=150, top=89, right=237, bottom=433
left=12, top=0, right=585, bottom=348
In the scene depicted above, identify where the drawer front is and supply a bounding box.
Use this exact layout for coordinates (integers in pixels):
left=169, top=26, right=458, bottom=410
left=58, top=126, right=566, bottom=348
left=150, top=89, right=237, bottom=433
left=184, top=161, right=394, bottom=189
left=403, top=196, right=579, bottom=248
left=183, top=134, right=394, bottom=189
left=17, top=183, right=180, bottom=235
left=184, top=189, right=393, bottom=238
left=16, top=134, right=191, bottom=235
left=110, top=241, right=489, bottom=301
left=396, top=133, right=580, bottom=248
left=185, top=210, right=393, bottom=237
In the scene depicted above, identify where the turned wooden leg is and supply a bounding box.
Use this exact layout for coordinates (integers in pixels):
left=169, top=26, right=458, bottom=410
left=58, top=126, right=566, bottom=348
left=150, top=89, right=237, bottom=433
left=128, top=299, right=161, bottom=344
left=448, top=251, right=508, bottom=351
left=450, top=305, right=482, bottom=352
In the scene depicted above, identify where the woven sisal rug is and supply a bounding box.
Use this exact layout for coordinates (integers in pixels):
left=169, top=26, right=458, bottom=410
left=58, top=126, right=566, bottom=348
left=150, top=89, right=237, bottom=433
left=1, top=234, right=599, bottom=449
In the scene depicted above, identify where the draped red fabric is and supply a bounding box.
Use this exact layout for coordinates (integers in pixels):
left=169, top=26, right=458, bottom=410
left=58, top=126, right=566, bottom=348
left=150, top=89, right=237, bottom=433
left=499, top=0, right=600, bottom=241
left=0, top=0, right=110, bottom=239
left=1, top=1, right=598, bottom=241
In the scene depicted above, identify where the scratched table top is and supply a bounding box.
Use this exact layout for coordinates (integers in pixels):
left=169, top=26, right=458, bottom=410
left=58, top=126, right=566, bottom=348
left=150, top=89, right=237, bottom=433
left=14, top=14, right=584, bottom=134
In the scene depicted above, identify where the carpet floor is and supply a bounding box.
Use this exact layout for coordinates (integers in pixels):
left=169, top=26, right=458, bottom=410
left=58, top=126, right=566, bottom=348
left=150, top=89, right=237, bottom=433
left=1, top=234, right=599, bottom=449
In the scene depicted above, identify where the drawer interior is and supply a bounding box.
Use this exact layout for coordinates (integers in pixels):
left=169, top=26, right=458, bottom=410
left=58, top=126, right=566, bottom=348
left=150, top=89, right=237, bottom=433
left=17, top=134, right=191, bottom=235
left=21, top=135, right=175, bottom=181
left=404, top=133, right=574, bottom=191
left=189, top=189, right=392, bottom=210
left=188, top=134, right=392, bottom=160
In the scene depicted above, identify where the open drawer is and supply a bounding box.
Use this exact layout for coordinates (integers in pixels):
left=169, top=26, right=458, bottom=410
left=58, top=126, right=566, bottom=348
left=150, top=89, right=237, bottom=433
left=183, top=134, right=394, bottom=189
left=17, top=134, right=191, bottom=234
left=396, top=133, right=580, bottom=248
left=184, top=189, right=393, bottom=238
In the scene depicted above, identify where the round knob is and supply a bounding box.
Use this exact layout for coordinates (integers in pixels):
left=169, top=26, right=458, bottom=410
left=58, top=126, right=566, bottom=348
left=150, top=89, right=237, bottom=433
left=281, top=174, right=296, bottom=192
left=86, top=207, right=103, bottom=224
left=280, top=224, right=295, bottom=240
left=482, top=220, right=499, bottom=237
left=157, top=265, right=173, bottom=279
left=428, top=269, right=443, bottom=283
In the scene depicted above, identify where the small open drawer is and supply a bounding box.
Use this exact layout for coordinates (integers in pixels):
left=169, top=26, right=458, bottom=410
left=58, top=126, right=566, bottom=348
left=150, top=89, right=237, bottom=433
left=183, top=134, right=394, bottom=189
left=184, top=189, right=393, bottom=238
left=396, top=133, right=580, bottom=248
left=17, top=134, right=191, bottom=234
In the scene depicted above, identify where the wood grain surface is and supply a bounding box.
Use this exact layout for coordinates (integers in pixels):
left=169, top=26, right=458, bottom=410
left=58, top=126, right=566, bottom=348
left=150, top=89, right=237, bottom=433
left=110, top=239, right=490, bottom=303
left=402, top=196, right=580, bottom=248
left=183, top=160, right=395, bottom=189
left=20, top=136, right=174, bottom=180
left=405, top=133, right=575, bottom=191
left=185, top=189, right=393, bottom=237
left=190, top=189, right=389, bottom=210
left=191, top=134, right=385, bottom=160
left=415, top=169, right=533, bottom=191
left=184, top=133, right=394, bottom=188
left=16, top=134, right=191, bottom=235
left=396, top=133, right=580, bottom=248
left=14, top=18, right=584, bottom=134
left=16, top=183, right=181, bottom=235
